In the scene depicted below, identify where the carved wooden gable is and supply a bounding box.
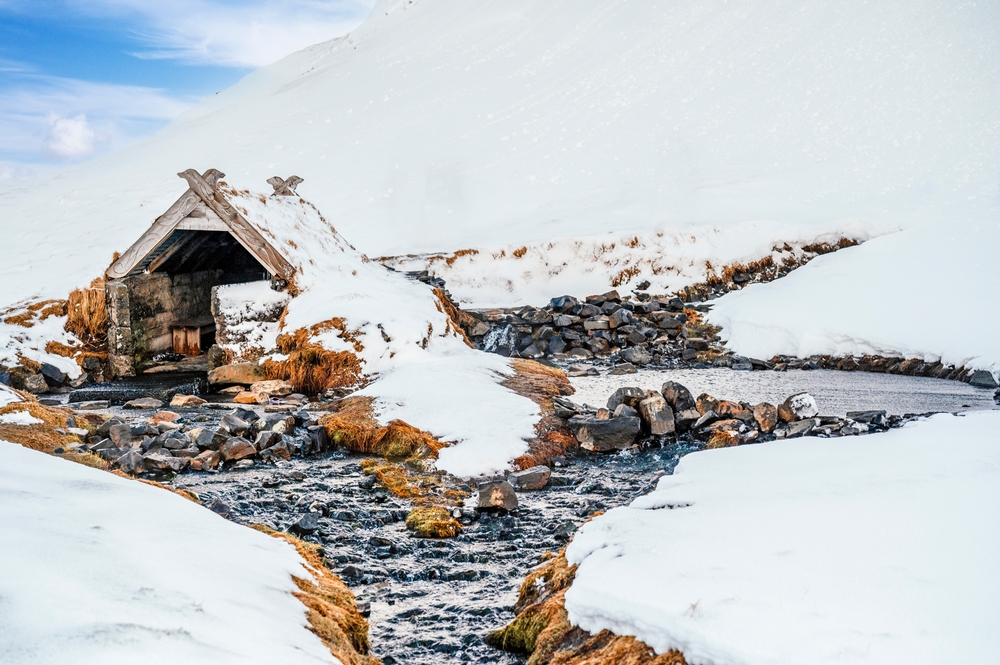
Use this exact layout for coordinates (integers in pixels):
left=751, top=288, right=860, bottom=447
left=106, top=169, right=296, bottom=281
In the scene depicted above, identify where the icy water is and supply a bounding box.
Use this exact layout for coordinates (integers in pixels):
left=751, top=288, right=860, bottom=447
left=151, top=367, right=998, bottom=664
left=570, top=367, right=999, bottom=416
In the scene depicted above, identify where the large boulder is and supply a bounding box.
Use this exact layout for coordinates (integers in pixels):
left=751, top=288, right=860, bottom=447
left=620, top=347, right=652, bottom=366
left=661, top=381, right=696, bottom=411
left=753, top=402, right=779, bottom=433
left=208, top=363, right=265, bottom=386
left=638, top=394, right=675, bottom=435
left=220, top=436, right=256, bottom=461
left=569, top=415, right=641, bottom=452
left=778, top=392, right=820, bottom=423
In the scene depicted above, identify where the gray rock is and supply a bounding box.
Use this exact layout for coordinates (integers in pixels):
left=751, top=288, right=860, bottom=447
left=609, top=363, right=637, bottom=375
left=608, top=309, right=631, bottom=329
left=115, top=449, right=145, bottom=474
left=638, top=394, right=675, bottom=435
left=195, top=428, right=227, bottom=450
left=969, top=370, right=999, bottom=389
left=566, top=364, right=599, bottom=377
left=661, top=381, right=697, bottom=411
left=219, top=413, right=251, bottom=437
left=731, top=356, right=753, bottom=371
left=24, top=374, right=48, bottom=394
left=289, top=512, right=321, bottom=535
left=40, top=362, right=67, bottom=386
left=123, top=397, right=164, bottom=410
left=552, top=315, right=578, bottom=327
left=520, top=344, right=544, bottom=359
left=607, top=386, right=645, bottom=411
left=477, top=480, right=518, bottom=511
left=784, top=418, right=819, bottom=438
left=220, top=436, right=256, bottom=461
left=142, top=453, right=189, bottom=472
left=108, top=423, right=132, bottom=448
left=620, top=347, right=652, bottom=366
left=845, top=410, right=887, bottom=423
left=566, top=347, right=593, bottom=360
left=612, top=404, right=638, bottom=419
left=693, top=410, right=720, bottom=430
left=583, top=316, right=610, bottom=331
left=569, top=415, right=641, bottom=452
left=254, top=430, right=283, bottom=451
left=508, top=465, right=551, bottom=491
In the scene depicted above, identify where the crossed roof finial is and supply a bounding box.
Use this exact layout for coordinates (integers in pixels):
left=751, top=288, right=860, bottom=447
left=267, top=175, right=304, bottom=196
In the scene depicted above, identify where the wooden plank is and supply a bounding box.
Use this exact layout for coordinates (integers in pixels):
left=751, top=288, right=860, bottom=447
left=177, top=217, right=228, bottom=231
left=146, top=235, right=188, bottom=273
left=106, top=169, right=224, bottom=279
left=177, top=169, right=295, bottom=280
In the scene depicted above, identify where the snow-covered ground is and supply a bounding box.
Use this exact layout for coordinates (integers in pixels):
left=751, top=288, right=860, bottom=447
left=387, top=220, right=877, bottom=308
left=564, top=411, right=1000, bottom=665
left=0, top=442, right=341, bottom=665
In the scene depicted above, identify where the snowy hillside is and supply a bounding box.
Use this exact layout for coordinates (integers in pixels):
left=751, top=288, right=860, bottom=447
left=565, top=411, right=1000, bottom=665
left=0, top=442, right=339, bottom=665
left=1, top=0, right=998, bottom=308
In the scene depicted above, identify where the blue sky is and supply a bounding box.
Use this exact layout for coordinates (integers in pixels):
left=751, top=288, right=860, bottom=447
left=0, top=0, right=373, bottom=184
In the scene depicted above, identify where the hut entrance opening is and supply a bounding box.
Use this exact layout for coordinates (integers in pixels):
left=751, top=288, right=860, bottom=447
left=111, top=229, right=273, bottom=370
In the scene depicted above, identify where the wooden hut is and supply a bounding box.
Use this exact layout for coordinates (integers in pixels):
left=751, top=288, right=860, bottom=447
left=104, top=169, right=302, bottom=376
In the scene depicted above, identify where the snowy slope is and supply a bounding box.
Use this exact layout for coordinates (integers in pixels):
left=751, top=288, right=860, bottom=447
left=0, top=442, right=340, bottom=665
left=1, top=0, right=998, bottom=307
left=564, top=411, right=1000, bottom=665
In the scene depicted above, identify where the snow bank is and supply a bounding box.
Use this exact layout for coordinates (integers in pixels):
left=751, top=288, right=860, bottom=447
left=0, top=442, right=339, bottom=665
left=0, top=383, right=22, bottom=408
left=564, top=411, right=1000, bottom=665
left=708, top=222, right=1000, bottom=375
left=0, top=411, right=43, bottom=425
left=0, top=305, right=82, bottom=380
left=388, top=220, right=876, bottom=307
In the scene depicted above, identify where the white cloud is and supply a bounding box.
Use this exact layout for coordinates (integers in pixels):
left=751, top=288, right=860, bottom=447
left=0, top=74, right=192, bottom=167
left=43, top=115, right=100, bottom=160
left=79, top=0, right=375, bottom=67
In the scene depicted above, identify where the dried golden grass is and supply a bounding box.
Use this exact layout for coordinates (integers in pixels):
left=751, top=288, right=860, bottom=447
left=319, top=396, right=446, bottom=460
left=264, top=321, right=364, bottom=395
left=431, top=287, right=475, bottom=348
left=491, top=543, right=686, bottom=665
left=502, top=359, right=579, bottom=469
left=705, top=430, right=740, bottom=449
left=444, top=248, right=479, bottom=266
left=65, top=280, right=107, bottom=348
left=359, top=458, right=468, bottom=505
left=251, top=525, right=380, bottom=665
left=405, top=506, right=462, bottom=538
left=610, top=265, right=642, bottom=288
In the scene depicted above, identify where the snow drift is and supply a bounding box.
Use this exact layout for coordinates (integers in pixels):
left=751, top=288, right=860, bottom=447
left=564, top=411, right=1000, bottom=665
left=0, top=441, right=341, bottom=665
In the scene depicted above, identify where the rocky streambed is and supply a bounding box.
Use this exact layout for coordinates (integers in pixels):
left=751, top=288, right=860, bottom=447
left=47, top=364, right=999, bottom=664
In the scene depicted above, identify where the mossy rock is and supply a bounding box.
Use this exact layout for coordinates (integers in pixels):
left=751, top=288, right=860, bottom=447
left=405, top=506, right=461, bottom=538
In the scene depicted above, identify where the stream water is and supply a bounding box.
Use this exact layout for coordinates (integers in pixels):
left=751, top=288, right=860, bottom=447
left=130, top=367, right=997, bottom=664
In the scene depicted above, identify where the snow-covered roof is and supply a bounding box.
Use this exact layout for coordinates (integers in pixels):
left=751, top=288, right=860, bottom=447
left=107, top=168, right=296, bottom=281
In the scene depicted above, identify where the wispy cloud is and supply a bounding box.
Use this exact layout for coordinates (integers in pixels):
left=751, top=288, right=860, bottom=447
left=78, top=0, right=375, bottom=68
left=0, top=73, right=191, bottom=166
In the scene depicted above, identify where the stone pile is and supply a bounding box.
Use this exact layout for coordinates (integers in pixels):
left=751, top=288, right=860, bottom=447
left=561, top=382, right=901, bottom=453
left=61, top=403, right=334, bottom=476
left=467, top=290, right=723, bottom=369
